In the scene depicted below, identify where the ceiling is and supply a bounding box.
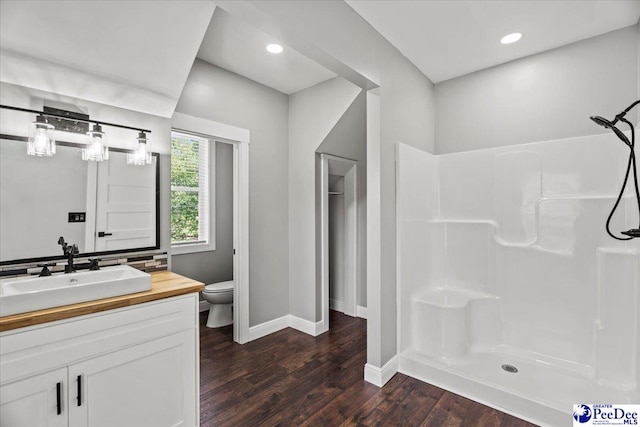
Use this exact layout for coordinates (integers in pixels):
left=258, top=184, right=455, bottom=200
left=346, top=0, right=640, bottom=83
left=0, top=1, right=215, bottom=117
left=1, top=1, right=637, bottom=114
left=197, top=8, right=336, bottom=95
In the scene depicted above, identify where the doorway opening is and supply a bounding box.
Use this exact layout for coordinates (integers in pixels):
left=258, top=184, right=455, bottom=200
left=170, top=112, right=250, bottom=344
left=319, top=153, right=358, bottom=332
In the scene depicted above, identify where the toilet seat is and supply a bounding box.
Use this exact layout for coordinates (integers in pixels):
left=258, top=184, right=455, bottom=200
left=204, top=281, right=234, bottom=293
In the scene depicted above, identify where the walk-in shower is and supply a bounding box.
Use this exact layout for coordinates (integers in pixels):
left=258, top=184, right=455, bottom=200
left=396, top=127, right=640, bottom=426
left=591, top=100, right=640, bottom=239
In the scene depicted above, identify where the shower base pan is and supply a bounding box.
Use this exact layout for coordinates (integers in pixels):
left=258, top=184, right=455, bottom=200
left=399, top=348, right=640, bottom=427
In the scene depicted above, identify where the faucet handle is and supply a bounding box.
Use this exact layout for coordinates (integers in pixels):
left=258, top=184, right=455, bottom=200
left=71, top=244, right=79, bottom=255
left=88, top=258, right=101, bottom=271
left=37, top=263, right=55, bottom=277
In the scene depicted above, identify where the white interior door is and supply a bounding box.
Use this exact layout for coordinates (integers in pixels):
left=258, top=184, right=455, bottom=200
left=94, top=152, right=157, bottom=252
left=0, top=368, right=68, bottom=427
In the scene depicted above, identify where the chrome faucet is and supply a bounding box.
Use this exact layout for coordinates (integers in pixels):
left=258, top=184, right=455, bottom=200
left=58, top=236, right=79, bottom=274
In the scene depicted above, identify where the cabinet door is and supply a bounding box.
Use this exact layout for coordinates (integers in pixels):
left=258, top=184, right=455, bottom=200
left=68, top=331, right=196, bottom=427
left=0, top=368, right=68, bottom=427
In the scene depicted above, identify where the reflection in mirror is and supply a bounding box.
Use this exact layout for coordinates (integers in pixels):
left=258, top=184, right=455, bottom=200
left=0, top=137, right=159, bottom=263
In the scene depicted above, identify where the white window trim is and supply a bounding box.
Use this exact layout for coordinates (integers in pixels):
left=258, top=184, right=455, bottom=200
left=170, top=132, right=216, bottom=255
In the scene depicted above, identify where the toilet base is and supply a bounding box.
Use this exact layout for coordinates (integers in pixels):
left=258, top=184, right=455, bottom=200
left=206, top=303, right=233, bottom=328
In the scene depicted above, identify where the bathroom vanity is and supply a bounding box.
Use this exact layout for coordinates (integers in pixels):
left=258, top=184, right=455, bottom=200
left=0, top=271, right=203, bottom=427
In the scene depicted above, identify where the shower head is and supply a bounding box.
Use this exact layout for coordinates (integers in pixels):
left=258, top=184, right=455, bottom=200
left=621, top=229, right=640, bottom=238
left=590, top=115, right=614, bottom=128
left=590, top=115, right=631, bottom=147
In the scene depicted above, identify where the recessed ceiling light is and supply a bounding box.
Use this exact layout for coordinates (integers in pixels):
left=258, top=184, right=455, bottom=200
left=266, top=43, right=284, bottom=54
left=500, top=33, right=522, bottom=45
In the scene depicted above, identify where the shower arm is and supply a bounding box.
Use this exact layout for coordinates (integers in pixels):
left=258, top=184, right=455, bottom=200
left=612, top=100, right=640, bottom=126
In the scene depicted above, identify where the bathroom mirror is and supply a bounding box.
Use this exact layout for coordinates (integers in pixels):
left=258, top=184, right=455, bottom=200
left=0, top=136, right=159, bottom=264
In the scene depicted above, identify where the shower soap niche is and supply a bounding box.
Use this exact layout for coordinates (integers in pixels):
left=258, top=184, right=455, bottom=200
left=413, top=288, right=502, bottom=360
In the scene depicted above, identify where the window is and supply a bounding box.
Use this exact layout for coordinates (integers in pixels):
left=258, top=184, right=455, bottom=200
left=170, top=131, right=215, bottom=254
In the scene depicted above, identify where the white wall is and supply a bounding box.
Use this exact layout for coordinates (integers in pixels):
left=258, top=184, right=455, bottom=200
left=172, top=142, right=233, bottom=286
left=288, top=77, right=362, bottom=322
left=175, top=60, right=290, bottom=326
left=435, top=24, right=639, bottom=154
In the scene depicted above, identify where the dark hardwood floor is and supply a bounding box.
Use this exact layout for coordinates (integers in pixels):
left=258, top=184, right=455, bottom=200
left=199, top=310, right=535, bottom=426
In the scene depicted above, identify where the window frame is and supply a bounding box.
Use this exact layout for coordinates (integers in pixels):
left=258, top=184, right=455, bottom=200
left=170, top=130, right=216, bottom=255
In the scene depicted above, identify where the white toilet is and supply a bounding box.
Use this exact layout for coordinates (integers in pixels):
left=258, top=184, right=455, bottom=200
left=202, top=281, right=234, bottom=328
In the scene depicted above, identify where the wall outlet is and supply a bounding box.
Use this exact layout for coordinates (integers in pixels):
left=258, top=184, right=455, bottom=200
left=68, top=212, right=86, bottom=223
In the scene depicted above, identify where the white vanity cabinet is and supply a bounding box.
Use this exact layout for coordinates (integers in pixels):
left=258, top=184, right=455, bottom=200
left=0, top=293, right=200, bottom=427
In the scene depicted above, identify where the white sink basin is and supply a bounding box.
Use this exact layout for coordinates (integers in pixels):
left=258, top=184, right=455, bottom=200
left=0, top=265, right=151, bottom=317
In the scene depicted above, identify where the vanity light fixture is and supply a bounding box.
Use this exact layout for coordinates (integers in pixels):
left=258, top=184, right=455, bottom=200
left=27, top=115, right=56, bottom=157
left=82, top=123, right=109, bottom=162
left=266, top=43, right=284, bottom=54
left=127, top=131, right=152, bottom=165
left=500, top=32, right=522, bottom=45
left=0, top=104, right=152, bottom=164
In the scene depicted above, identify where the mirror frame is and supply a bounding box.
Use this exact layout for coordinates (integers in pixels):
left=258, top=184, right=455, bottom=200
left=0, top=133, right=160, bottom=266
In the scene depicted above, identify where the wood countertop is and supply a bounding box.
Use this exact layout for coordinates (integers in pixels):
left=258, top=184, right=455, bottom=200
left=0, top=271, right=204, bottom=332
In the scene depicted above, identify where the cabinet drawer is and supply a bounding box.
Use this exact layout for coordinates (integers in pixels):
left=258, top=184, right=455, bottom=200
left=0, top=294, right=198, bottom=385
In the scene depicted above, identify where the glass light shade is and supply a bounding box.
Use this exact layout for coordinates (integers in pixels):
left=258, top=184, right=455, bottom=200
left=82, top=124, right=109, bottom=162
left=127, top=132, right=152, bottom=165
left=27, top=116, right=56, bottom=157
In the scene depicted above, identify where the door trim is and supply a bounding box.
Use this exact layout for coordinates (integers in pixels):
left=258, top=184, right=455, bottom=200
left=171, top=112, right=250, bottom=344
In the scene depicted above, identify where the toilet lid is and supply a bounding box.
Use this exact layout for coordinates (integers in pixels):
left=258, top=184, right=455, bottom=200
left=204, top=281, right=234, bottom=293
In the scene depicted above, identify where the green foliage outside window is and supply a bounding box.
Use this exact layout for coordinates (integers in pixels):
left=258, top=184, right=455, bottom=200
left=171, top=135, right=201, bottom=243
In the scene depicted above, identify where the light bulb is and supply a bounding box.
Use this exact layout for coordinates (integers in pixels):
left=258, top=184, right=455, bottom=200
left=27, top=115, right=56, bottom=157
left=266, top=43, right=283, bottom=54
left=127, top=131, right=152, bottom=165
left=82, top=123, right=109, bottom=161
left=500, top=32, right=522, bottom=44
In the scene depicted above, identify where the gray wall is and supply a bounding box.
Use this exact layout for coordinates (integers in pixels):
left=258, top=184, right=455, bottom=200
left=172, top=142, right=234, bottom=285
left=288, top=77, right=362, bottom=322
left=317, top=91, right=367, bottom=309
left=175, top=60, right=289, bottom=326
left=228, top=0, right=436, bottom=368
left=435, top=24, right=639, bottom=154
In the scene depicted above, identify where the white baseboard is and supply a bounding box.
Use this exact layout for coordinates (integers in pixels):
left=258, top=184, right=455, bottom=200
left=329, top=298, right=345, bottom=312
left=245, top=315, right=327, bottom=343
left=356, top=305, right=367, bottom=319
left=248, top=315, right=290, bottom=341
left=199, top=300, right=210, bottom=312
left=289, top=315, right=326, bottom=336
left=364, top=355, right=398, bottom=387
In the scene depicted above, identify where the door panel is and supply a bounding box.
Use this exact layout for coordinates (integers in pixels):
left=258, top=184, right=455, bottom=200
left=95, top=152, right=156, bottom=252
left=0, top=368, right=68, bottom=427
left=68, top=331, right=195, bottom=427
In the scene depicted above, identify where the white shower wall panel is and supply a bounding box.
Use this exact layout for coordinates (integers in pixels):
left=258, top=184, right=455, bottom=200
left=438, top=149, right=494, bottom=221
left=396, top=144, right=439, bottom=353
left=397, top=129, right=640, bottom=422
